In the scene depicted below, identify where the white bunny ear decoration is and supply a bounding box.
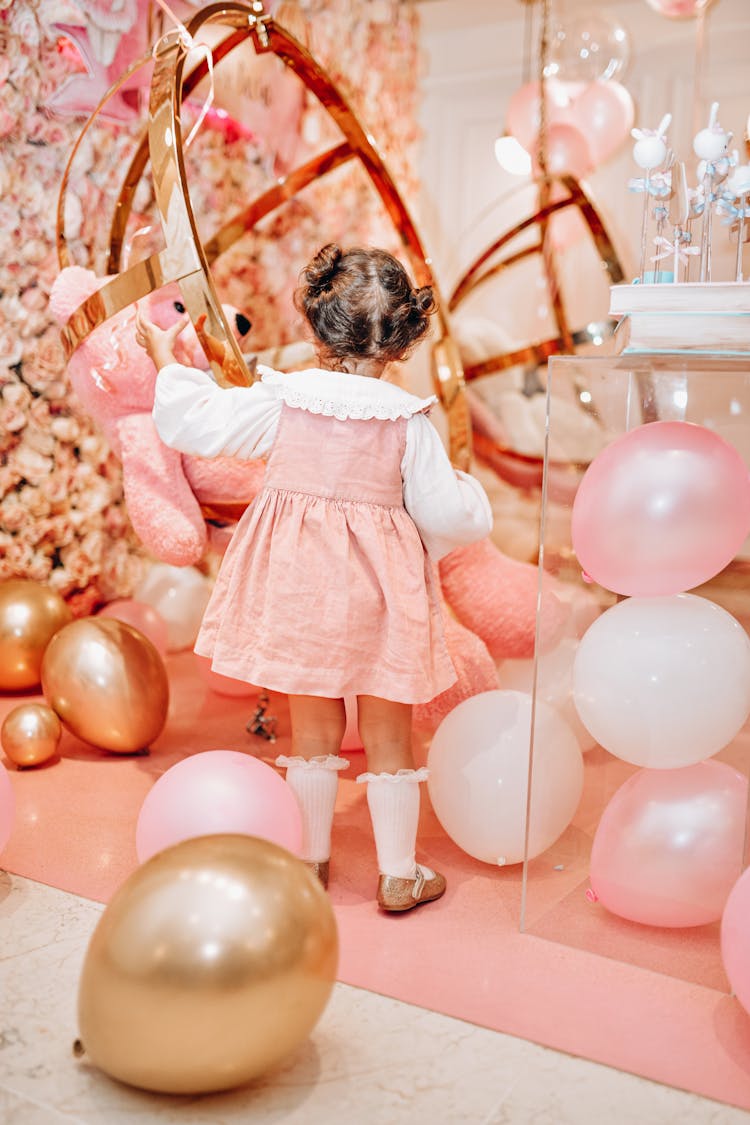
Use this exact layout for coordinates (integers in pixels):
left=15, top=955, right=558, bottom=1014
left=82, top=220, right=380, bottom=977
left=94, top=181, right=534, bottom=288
left=708, top=101, right=719, bottom=129
left=656, top=114, right=672, bottom=139
left=631, top=127, right=646, bottom=141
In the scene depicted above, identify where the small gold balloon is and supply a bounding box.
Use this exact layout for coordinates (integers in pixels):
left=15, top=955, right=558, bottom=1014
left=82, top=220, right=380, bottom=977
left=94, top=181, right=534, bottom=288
left=0, top=579, right=72, bottom=691
left=1, top=703, right=62, bottom=767
left=41, top=617, right=169, bottom=753
left=77, top=835, right=338, bottom=1094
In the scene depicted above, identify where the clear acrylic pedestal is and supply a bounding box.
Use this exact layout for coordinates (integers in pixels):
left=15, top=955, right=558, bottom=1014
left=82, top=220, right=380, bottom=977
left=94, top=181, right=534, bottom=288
left=521, top=352, right=750, bottom=992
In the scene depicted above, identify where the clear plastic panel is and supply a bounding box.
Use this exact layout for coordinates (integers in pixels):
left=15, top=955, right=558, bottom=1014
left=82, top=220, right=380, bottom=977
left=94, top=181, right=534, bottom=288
left=521, top=353, right=750, bottom=992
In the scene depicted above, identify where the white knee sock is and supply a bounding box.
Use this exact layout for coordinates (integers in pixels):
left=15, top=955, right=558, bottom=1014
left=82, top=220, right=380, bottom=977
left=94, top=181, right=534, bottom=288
left=276, top=755, right=349, bottom=863
left=357, top=768, right=430, bottom=878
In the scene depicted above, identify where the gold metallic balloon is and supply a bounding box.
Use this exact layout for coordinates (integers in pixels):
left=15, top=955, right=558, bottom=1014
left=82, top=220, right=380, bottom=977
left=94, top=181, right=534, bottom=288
left=1, top=703, right=62, bottom=767
left=40, top=617, right=169, bottom=754
left=0, top=580, right=72, bottom=691
left=77, top=834, right=338, bottom=1094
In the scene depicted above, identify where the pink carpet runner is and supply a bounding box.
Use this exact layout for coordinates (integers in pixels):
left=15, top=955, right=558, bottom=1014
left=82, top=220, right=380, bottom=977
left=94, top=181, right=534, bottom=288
left=2, top=652, right=750, bottom=1111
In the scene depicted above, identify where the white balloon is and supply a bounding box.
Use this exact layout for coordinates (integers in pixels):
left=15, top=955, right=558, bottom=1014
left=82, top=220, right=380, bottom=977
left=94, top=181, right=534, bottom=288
left=135, top=564, right=212, bottom=652
left=498, top=637, right=597, bottom=752
left=427, top=690, right=584, bottom=866
left=573, top=594, right=750, bottom=768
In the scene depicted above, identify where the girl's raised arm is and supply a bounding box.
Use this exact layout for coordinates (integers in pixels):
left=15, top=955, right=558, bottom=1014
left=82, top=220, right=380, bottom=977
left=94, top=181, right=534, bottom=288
left=401, top=412, right=493, bottom=559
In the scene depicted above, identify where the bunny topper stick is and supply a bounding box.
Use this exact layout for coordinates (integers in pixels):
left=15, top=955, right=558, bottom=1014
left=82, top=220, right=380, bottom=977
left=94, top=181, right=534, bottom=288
left=722, top=158, right=750, bottom=281
left=631, top=114, right=672, bottom=282
left=693, top=101, right=732, bottom=283
left=668, top=161, right=691, bottom=282
left=652, top=151, right=675, bottom=281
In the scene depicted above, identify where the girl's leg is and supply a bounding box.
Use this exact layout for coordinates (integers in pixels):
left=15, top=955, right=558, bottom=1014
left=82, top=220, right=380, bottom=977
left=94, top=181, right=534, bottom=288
left=276, top=695, right=348, bottom=888
left=356, top=695, right=446, bottom=913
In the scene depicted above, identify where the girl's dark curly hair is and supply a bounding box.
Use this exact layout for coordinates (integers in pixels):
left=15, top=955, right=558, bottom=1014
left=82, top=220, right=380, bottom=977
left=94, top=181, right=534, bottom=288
left=294, top=244, right=436, bottom=368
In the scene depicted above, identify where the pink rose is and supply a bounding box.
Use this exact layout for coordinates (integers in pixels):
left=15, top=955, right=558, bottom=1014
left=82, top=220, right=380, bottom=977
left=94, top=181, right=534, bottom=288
left=57, top=545, right=94, bottom=587
left=23, top=423, right=56, bottom=458
left=0, top=108, right=15, bottom=138
left=0, top=404, right=27, bottom=434
left=25, top=551, right=54, bottom=583
left=103, top=506, right=129, bottom=535
left=50, top=416, right=81, bottom=443
left=40, top=472, right=72, bottom=507
left=9, top=444, right=53, bottom=486
left=39, top=514, right=76, bottom=547
left=0, top=496, right=27, bottom=532
left=0, top=327, right=23, bottom=367
left=24, top=487, right=51, bottom=520
left=80, top=528, right=106, bottom=562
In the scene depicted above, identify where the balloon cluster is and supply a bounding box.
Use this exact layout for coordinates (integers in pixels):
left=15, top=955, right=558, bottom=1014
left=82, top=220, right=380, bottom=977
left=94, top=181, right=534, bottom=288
left=504, top=14, right=634, bottom=181
left=0, top=577, right=176, bottom=766
left=0, top=565, right=223, bottom=774
left=570, top=420, right=750, bottom=929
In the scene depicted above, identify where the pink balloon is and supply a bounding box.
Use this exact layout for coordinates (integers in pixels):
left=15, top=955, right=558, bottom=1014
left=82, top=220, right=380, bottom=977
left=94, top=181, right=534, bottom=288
left=568, top=80, right=634, bottom=165
left=645, top=0, right=716, bottom=18
left=506, top=81, right=542, bottom=151
left=721, top=866, right=750, bottom=1014
left=194, top=654, right=259, bottom=698
left=550, top=205, right=588, bottom=251
left=136, top=750, right=303, bottom=863
left=571, top=421, right=750, bottom=596
left=591, top=760, right=747, bottom=927
left=505, top=78, right=586, bottom=151
left=98, top=599, right=169, bottom=655
left=0, top=761, right=15, bottom=854
left=532, top=122, right=593, bottom=178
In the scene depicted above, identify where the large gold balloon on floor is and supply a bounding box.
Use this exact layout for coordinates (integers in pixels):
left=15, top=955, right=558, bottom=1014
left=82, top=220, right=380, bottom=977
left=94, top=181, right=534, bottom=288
left=40, top=617, right=168, bottom=753
left=1, top=703, right=62, bottom=767
left=76, top=834, right=338, bottom=1094
left=0, top=580, right=72, bottom=691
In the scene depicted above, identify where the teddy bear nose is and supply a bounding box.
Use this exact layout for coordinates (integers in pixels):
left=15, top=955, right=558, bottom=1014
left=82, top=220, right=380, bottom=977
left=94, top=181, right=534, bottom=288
left=235, top=313, right=251, bottom=337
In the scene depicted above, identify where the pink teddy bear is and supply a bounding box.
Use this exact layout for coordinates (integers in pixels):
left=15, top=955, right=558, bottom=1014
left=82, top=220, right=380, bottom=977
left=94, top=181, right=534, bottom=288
left=49, top=266, right=265, bottom=566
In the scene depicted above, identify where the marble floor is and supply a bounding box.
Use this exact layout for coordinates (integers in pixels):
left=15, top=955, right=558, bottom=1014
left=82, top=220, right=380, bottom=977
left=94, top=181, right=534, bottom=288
left=1, top=872, right=746, bottom=1125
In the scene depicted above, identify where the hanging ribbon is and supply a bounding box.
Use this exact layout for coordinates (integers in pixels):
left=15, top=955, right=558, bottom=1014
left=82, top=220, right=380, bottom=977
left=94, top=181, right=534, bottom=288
left=651, top=235, right=700, bottom=266
left=628, top=172, right=672, bottom=198
left=717, top=196, right=750, bottom=225
left=152, top=0, right=215, bottom=148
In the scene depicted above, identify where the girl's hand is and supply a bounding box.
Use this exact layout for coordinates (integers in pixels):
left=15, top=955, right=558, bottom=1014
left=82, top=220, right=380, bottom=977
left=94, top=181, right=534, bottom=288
left=135, top=306, right=189, bottom=370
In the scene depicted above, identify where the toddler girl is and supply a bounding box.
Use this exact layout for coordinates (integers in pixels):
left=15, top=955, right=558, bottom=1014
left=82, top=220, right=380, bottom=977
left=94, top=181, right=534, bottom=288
left=136, top=244, right=492, bottom=912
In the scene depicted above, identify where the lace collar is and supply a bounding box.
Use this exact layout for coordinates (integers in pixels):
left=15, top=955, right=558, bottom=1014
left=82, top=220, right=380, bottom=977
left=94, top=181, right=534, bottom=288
left=257, top=366, right=437, bottom=421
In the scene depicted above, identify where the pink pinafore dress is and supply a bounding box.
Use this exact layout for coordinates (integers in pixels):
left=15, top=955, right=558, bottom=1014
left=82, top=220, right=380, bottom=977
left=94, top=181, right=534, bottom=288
left=195, top=403, right=457, bottom=703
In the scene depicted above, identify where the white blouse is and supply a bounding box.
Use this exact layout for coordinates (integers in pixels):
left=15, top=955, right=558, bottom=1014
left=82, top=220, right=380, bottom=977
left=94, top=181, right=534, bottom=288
left=153, top=363, right=493, bottom=560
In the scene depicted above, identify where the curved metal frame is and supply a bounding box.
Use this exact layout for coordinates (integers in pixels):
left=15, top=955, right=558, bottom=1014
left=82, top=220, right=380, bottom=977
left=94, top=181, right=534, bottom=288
left=448, top=174, right=627, bottom=383
left=56, top=3, right=471, bottom=466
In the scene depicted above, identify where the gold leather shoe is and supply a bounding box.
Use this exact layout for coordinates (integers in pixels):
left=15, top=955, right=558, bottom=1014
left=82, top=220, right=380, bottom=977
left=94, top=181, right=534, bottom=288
left=305, top=860, right=330, bottom=889
left=377, top=865, right=446, bottom=913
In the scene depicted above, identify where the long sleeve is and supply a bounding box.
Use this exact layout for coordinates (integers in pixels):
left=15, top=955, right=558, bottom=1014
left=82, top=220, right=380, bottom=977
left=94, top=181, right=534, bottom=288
left=401, top=412, right=493, bottom=560
left=152, top=363, right=282, bottom=460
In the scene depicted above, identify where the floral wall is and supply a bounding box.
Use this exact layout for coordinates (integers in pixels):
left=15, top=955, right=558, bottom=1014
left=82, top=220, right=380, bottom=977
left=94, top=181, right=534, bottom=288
left=0, top=0, right=422, bottom=609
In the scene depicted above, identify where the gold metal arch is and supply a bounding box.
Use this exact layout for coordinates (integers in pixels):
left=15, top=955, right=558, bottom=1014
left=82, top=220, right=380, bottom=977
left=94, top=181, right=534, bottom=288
left=448, top=174, right=627, bottom=384
left=447, top=174, right=628, bottom=488
left=56, top=2, right=471, bottom=467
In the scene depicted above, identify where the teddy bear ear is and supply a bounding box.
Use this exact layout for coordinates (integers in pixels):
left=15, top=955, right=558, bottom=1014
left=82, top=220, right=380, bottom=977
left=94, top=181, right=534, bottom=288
left=48, top=266, right=108, bottom=325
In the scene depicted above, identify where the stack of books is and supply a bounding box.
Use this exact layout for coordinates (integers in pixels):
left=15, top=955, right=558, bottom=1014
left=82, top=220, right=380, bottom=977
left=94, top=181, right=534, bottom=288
left=609, top=282, right=750, bottom=355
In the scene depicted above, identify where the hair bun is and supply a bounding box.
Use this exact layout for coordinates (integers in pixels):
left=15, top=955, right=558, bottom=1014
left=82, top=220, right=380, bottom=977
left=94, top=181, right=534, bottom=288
left=413, top=285, right=436, bottom=315
left=304, top=243, right=342, bottom=290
